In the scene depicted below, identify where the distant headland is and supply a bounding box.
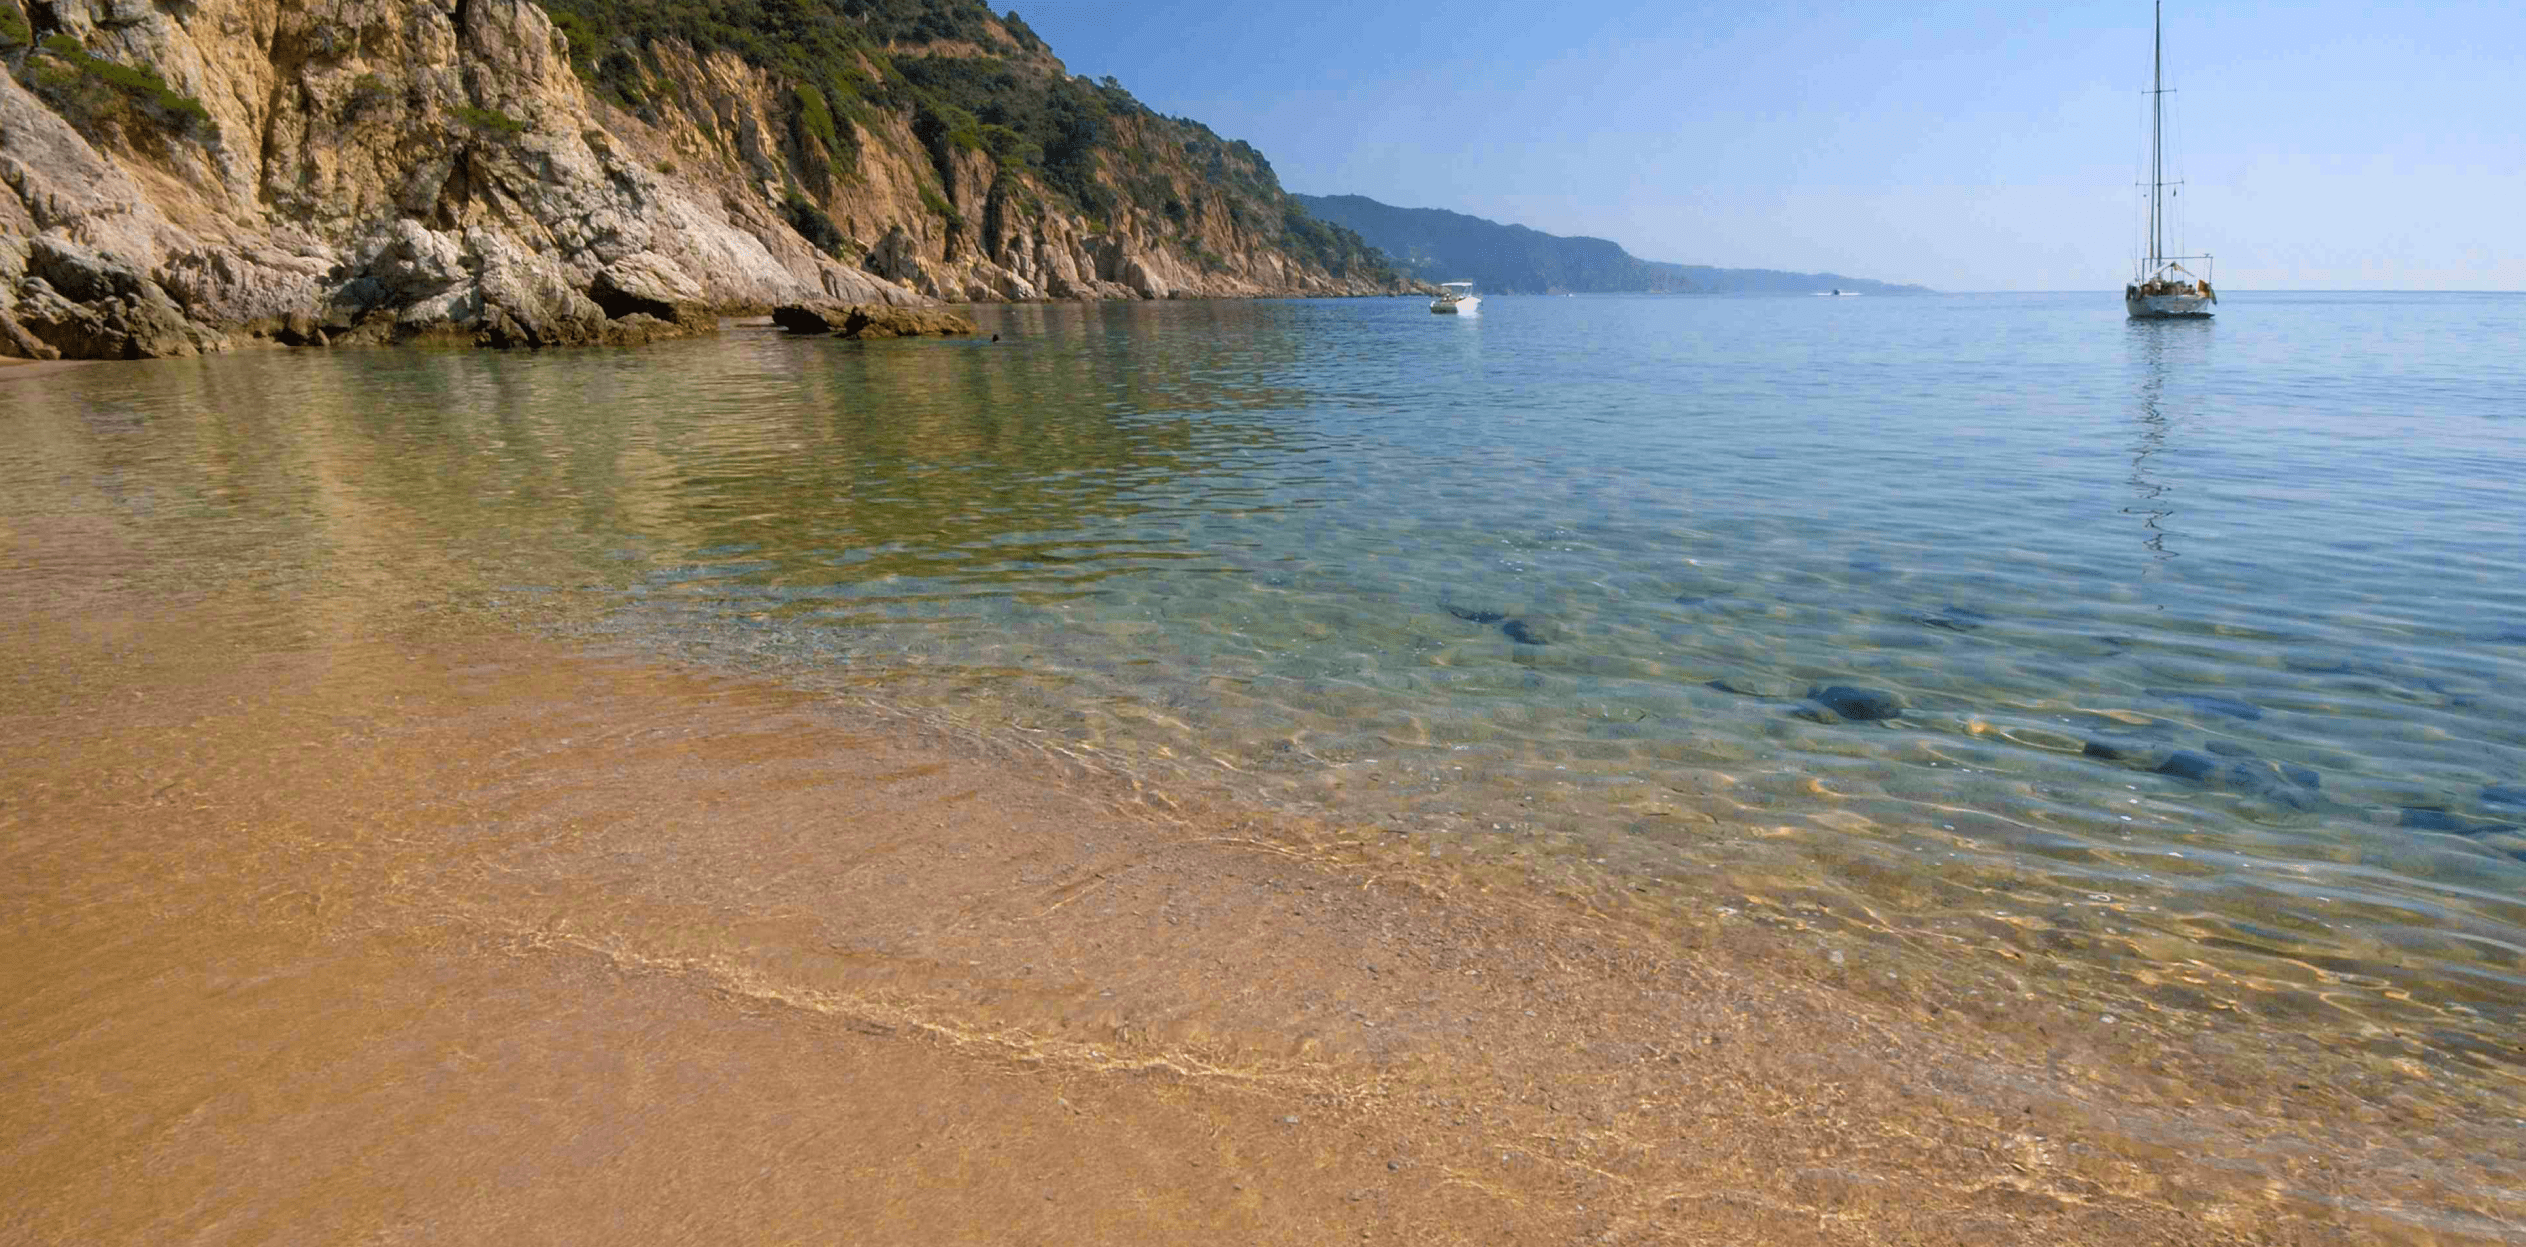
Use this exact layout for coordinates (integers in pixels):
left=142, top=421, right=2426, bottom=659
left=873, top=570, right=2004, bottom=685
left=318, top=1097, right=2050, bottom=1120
left=1292, top=193, right=1931, bottom=296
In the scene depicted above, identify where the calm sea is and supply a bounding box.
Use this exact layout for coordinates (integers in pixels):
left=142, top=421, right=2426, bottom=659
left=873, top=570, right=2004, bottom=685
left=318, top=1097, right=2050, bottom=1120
left=8, top=290, right=2524, bottom=1072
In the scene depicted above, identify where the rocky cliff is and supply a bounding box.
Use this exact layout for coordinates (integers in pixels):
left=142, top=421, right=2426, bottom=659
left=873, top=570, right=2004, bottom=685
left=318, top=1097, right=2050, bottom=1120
left=0, top=0, right=1412, bottom=360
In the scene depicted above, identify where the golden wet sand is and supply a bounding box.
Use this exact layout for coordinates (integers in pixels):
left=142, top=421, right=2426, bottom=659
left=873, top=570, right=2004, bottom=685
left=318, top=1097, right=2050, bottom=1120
left=4, top=597, right=2523, bottom=1245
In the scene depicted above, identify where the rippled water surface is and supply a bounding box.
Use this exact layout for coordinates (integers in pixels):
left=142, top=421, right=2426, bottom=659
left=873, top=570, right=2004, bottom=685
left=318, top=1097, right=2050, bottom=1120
left=8, top=291, right=2525, bottom=1071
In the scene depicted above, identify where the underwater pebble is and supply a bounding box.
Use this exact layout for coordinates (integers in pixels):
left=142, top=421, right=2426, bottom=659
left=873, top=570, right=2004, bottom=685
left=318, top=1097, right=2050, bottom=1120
left=2150, top=690, right=2264, bottom=721
left=1804, top=685, right=1904, bottom=722
left=2400, top=808, right=2513, bottom=837
left=1705, top=676, right=1787, bottom=698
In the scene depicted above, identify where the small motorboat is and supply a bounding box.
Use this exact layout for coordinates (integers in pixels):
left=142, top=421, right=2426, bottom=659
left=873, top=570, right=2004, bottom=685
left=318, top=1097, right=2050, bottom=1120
left=1430, top=281, right=1481, bottom=314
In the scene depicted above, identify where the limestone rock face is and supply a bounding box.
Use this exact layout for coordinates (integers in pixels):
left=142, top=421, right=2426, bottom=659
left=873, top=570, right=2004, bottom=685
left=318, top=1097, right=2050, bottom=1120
left=13, top=234, right=224, bottom=357
left=592, top=252, right=708, bottom=326
left=0, top=0, right=903, bottom=359
left=0, top=0, right=1408, bottom=360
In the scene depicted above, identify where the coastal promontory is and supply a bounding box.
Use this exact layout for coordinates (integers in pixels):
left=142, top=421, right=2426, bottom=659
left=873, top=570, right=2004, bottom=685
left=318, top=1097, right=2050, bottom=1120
left=0, top=0, right=1412, bottom=360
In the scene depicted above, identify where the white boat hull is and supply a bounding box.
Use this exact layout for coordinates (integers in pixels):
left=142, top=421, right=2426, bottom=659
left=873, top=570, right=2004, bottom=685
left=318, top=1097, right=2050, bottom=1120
left=2126, top=292, right=2214, bottom=318
left=1430, top=295, right=1480, bottom=314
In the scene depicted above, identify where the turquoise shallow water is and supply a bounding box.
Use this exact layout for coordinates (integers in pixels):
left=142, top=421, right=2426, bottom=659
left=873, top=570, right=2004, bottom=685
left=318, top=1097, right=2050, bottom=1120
left=7, top=290, right=2525, bottom=1068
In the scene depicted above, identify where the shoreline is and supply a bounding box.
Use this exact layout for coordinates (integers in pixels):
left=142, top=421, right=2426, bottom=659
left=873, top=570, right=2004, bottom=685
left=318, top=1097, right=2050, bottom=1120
left=0, top=356, right=91, bottom=381
left=0, top=286, right=1436, bottom=365
left=5, top=598, right=2520, bottom=1243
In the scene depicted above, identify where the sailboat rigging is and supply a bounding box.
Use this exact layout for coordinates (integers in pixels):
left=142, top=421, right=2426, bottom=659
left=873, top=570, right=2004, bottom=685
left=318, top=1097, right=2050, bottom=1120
left=2125, top=0, right=2216, bottom=319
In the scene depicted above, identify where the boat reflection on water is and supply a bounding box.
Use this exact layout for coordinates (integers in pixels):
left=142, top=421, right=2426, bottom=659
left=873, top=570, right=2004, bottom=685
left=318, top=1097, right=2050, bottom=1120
left=2122, top=316, right=2211, bottom=581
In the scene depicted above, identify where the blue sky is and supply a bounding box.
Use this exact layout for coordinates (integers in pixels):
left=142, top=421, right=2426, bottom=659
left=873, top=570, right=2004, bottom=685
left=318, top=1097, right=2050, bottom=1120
left=1011, top=2, right=2525, bottom=291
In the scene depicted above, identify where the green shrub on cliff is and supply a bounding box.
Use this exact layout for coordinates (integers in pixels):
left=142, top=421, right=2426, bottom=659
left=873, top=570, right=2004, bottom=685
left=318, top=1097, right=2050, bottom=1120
left=347, top=72, right=395, bottom=116
left=455, top=105, right=528, bottom=135
left=783, top=193, right=855, bottom=259
left=893, top=53, right=1111, bottom=215
left=787, top=81, right=862, bottom=181
left=997, top=9, right=1042, bottom=52
left=1279, top=201, right=1376, bottom=278
left=793, top=83, right=836, bottom=145
left=0, top=0, right=33, bottom=51
left=550, top=11, right=600, bottom=74
left=31, top=33, right=217, bottom=138
left=910, top=90, right=985, bottom=168
left=975, top=123, right=1039, bottom=169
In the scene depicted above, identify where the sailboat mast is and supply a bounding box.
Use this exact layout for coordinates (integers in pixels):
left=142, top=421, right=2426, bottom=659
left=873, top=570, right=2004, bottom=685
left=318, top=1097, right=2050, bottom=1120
left=2149, top=0, right=2163, bottom=268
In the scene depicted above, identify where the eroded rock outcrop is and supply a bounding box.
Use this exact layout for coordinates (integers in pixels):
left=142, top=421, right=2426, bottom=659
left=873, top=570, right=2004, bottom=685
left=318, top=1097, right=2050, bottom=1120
left=0, top=0, right=917, bottom=358
left=773, top=301, right=977, bottom=339
left=0, top=0, right=1414, bottom=361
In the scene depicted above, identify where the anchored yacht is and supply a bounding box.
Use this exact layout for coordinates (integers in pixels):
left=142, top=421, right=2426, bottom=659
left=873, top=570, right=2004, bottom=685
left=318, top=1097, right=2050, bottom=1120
left=2125, top=1, right=2216, bottom=319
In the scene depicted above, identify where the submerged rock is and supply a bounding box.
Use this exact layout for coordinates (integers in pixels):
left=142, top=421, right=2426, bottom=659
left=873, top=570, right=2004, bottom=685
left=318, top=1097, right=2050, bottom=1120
left=2398, top=807, right=2464, bottom=833
left=2222, top=761, right=2318, bottom=811
left=2279, top=650, right=2355, bottom=674
left=2150, top=690, right=2264, bottom=721
left=1802, top=686, right=1904, bottom=722
left=1914, top=603, right=1993, bottom=634
left=1501, top=619, right=1549, bottom=646
left=2116, top=745, right=2317, bottom=811
left=2400, top=808, right=2514, bottom=836
left=773, top=302, right=979, bottom=339
left=2081, top=736, right=2169, bottom=765
left=1707, top=676, right=1792, bottom=699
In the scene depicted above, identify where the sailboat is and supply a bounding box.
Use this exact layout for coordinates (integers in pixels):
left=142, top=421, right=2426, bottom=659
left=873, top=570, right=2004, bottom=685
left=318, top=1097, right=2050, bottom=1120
left=2125, top=0, right=2216, bottom=319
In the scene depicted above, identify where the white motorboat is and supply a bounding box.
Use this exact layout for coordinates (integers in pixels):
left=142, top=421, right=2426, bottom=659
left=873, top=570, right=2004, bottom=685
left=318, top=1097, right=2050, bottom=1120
left=1430, top=281, right=1481, bottom=314
left=2125, top=1, right=2216, bottom=319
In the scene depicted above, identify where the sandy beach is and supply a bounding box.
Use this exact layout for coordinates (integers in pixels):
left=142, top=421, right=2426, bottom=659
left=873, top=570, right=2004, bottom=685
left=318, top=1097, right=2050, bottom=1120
left=5, top=591, right=2520, bottom=1246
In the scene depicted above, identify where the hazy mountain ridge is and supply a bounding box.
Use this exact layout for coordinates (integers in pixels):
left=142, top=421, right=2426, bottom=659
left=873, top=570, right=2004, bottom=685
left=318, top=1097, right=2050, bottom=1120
left=0, top=0, right=1410, bottom=360
left=1293, top=193, right=1929, bottom=295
